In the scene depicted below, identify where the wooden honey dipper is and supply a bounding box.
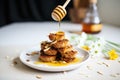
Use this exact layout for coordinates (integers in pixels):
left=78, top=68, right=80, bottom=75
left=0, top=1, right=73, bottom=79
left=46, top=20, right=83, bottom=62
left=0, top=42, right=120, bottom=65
left=51, top=0, right=71, bottom=21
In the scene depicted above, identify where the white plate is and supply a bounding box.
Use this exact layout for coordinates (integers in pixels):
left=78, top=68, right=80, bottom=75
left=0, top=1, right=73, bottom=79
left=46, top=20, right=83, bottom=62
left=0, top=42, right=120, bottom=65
left=19, top=46, right=90, bottom=72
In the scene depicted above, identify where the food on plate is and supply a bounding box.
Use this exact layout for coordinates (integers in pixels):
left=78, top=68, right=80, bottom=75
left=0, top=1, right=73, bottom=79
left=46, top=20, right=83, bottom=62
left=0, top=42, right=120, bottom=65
left=43, top=47, right=57, bottom=55
left=61, top=50, right=77, bottom=58
left=61, top=57, right=75, bottom=63
left=41, top=41, right=51, bottom=50
left=49, top=31, right=65, bottom=41
left=39, top=51, right=56, bottom=62
left=58, top=45, right=73, bottom=54
left=39, top=31, right=78, bottom=63
left=52, top=39, right=69, bottom=48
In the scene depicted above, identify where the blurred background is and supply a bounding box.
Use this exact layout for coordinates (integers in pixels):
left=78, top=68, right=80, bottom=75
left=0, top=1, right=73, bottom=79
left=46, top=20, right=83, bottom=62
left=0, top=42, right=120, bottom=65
left=0, top=0, right=120, bottom=27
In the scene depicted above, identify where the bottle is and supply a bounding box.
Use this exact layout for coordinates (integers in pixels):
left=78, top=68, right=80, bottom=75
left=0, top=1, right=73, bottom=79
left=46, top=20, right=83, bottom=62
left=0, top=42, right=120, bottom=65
left=82, top=0, right=102, bottom=34
left=69, top=0, right=89, bottom=23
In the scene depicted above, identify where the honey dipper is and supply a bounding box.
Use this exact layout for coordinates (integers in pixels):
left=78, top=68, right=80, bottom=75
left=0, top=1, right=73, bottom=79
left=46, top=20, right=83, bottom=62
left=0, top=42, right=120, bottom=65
left=51, top=0, right=71, bottom=21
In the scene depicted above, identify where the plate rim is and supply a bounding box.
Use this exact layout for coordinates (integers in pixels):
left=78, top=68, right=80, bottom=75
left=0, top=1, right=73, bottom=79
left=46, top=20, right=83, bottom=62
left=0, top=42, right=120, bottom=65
left=19, top=46, right=90, bottom=72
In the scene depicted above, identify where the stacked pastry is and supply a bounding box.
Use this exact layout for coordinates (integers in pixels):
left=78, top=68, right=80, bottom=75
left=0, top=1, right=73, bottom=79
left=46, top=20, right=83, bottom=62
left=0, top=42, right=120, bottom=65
left=39, top=31, right=77, bottom=63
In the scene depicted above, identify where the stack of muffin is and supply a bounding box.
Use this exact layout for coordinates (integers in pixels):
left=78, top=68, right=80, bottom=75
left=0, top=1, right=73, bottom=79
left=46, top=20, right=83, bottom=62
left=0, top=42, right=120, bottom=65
left=39, top=31, right=77, bottom=63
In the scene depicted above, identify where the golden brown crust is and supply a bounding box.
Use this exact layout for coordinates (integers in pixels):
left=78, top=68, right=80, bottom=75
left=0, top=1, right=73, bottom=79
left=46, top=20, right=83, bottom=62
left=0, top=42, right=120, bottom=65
left=61, top=57, right=75, bottom=63
left=58, top=45, right=73, bottom=54
left=49, top=31, right=65, bottom=41
left=49, top=33, right=56, bottom=41
left=43, top=47, right=57, bottom=55
left=61, top=50, right=77, bottom=58
left=41, top=41, right=51, bottom=50
left=39, top=53, right=56, bottom=62
left=40, top=31, right=78, bottom=63
left=52, top=39, right=69, bottom=48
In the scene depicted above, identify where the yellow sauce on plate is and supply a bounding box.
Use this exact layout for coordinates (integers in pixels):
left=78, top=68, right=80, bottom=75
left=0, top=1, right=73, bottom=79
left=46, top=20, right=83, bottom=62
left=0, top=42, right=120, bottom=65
left=34, top=57, right=82, bottom=67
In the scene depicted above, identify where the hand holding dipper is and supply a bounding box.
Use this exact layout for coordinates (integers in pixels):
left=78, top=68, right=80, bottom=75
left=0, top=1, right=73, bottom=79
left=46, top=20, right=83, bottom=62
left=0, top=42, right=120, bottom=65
left=51, top=0, right=71, bottom=21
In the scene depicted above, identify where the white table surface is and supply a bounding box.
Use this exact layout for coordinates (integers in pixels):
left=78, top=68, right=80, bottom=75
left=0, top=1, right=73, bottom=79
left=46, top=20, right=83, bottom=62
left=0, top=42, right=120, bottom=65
left=0, top=22, right=120, bottom=80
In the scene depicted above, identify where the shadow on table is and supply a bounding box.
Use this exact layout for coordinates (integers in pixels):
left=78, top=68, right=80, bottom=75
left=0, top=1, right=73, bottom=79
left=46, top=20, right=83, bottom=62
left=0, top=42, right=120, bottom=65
left=13, top=57, right=59, bottom=73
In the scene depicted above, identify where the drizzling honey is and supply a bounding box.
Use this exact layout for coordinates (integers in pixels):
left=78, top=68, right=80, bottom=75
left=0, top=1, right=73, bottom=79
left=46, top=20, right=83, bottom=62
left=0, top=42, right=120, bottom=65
left=58, top=21, right=61, bottom=31
left=34, top=57, right=82, bottom=67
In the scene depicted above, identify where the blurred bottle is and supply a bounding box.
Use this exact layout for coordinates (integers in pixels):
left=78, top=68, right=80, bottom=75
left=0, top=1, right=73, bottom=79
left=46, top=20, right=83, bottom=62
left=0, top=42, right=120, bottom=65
left=82, top=0, right=102, bottom=34
left=69, top=0, right=89, bottom=23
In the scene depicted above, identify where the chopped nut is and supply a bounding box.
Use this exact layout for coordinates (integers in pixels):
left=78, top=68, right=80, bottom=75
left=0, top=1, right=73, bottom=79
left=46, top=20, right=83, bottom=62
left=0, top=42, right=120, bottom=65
left=13, top=61, right=18, bottom=65
left=31, top=51, right=39, bottom=56
left=26, top=53, right=31, bottom=56
left=5, top=56, right=10, bottom=59
left=26, top=51, right=39, bottom=56
left=102, top=62, right=109, bottom=67
left=116, top=73, right=120, bottom=75
left=110, top=74, right=116, bottom=77
left=62, top=61, right=67, bottom=64
left=97, top=71, right=103, bottom=75
left=36, top=75, right=42, bottom=79
left=97, top=62, right=102, bottom=65
left=86, top=65, right=92, bottom=70
left=26, top=59, right=30, bottom=62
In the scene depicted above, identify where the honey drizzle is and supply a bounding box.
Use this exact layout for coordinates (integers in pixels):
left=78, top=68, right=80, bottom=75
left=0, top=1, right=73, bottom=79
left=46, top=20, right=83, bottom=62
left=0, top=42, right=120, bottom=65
left=58, top=21, right=61, bottom=31
left=34, top=57, right=82, bottom=67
